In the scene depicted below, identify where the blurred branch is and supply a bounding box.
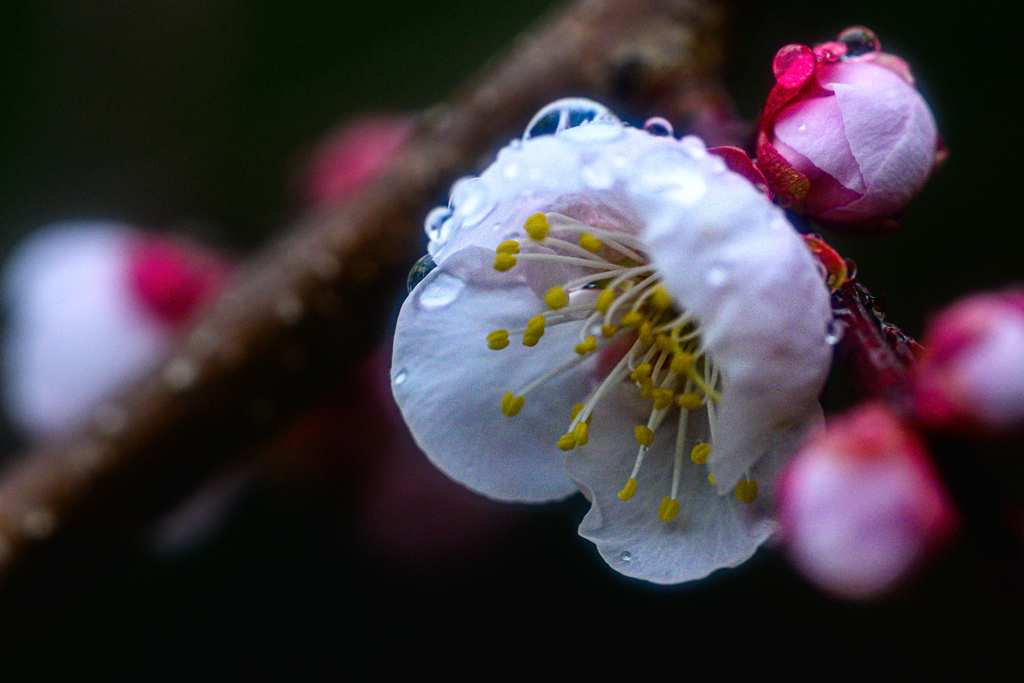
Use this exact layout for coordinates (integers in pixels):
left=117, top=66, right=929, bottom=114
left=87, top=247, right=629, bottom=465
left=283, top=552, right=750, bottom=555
left=0, top=0, right=733, bottom=637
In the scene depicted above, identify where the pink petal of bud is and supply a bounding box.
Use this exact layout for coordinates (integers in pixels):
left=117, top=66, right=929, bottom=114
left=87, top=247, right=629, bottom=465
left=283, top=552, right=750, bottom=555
left=781, top=404, right=958, bottom=600
left=128, top=236, right=230, bottom=326
left=913, top=290, right=1024, bottom=434
left=773, top=59, right=938, bottom=226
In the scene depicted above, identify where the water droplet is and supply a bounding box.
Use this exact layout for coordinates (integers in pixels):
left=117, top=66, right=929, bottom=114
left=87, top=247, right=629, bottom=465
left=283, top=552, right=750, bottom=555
left=825, top=318, right=844, bottom=345
left=451, top=178, right=489, bottom=228
left=393, top=368, right=408, bottom=386
left=163, top=357, right=198, bottom=391
left=407, top=253, right=437, bottom=292
left=705, top=266, right=729, bottom=288
left=416, top=271, right=464, bottom=309
left=797, top=123, right=807, bottom=132
left=619, top=550, right=632, bottom=563
left=523, top=98, right=616, bottom=139
left=643, top=117, right=674, bottom=137
left=581, top=161, right=615, bottom=190
left=838, top=26, right=880, bottom=58
left=424, top=206, right=453, bottom=243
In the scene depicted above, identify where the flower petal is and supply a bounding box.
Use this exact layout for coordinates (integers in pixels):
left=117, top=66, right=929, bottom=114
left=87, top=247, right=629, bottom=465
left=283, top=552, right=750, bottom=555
left=392, top=246, right=586, bottom=502
left=635, top=148, right=832, bottom=492
left=774, top=94, right=866, bottom=193
left=566, top=388, right=785, bottom=584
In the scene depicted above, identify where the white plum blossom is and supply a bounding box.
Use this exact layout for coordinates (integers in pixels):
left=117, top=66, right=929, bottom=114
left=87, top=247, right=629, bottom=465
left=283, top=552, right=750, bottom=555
left=392, top=100, right=834, bottom=583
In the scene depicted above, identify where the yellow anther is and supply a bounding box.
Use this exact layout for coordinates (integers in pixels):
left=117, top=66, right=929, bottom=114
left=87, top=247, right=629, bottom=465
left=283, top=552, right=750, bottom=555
left=501, top=391, right=525, bottom=417
left=655, top=334, right=677, bottom=355
left=639, top=378, right=654, bottom=399
left=571, top=403, right=585, bottom=420
left=579, top=233, right=603, bottom=254
left=544, top=286, right=568, bottom=310
left=708, top=473, right=716, bottom=486
left=600, top=323, right=619, bottom=338
left=496, top=240, right=520, bottom=255
left=670, top=352, right=695, bottom=374
left=638, top=321, right=655, bottom=345
left=487, top=329, right=510, bottom=350
left=649, top=286, right=673, bottom=311
left=620, top=310, right=643, bottom=328
left=573, top=422, right=589, bottom=446
left=652, top=387, right=674, bottom=410
left=522, top=331, right=541, bottom=347
left=735, top=479, right=758, bottom=504
left=527, top=314, right=546, bottom=333
left=657, top=496, right=681, bottom=522
left=676, top=392, right=703, bottom=410
left=524, top=213, right=550, bottom=241
left=634, top=425, right=654, bottom=448
left=574, top=335, right=597, bottom=355
left=595, top=289, right=616, bottom=313
left=690, top=442, right=711, bottom=465
left=556, top=432, right=577, bottom=451
left=629, top=363, right=652, bottom=382
left=618, top=477, right=639, bottom=501
left=494, top=253, right=517, bottom=272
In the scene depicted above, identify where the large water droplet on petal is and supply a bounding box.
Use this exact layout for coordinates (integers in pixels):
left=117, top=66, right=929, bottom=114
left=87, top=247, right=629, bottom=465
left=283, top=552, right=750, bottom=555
left=416, top=271, right=465, bottom=309
left=407, top=253, right=436, bottom=292
left=393, top=367, right=408, bottom=386
left=619, top=550, right=632, bottom=563
left=451, top=178, right=490, bottom=228
left=523, top=98, right=617, bottom=139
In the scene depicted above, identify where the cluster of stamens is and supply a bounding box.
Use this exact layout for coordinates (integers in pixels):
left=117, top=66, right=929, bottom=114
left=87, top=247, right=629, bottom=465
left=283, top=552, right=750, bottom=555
left=488, top=212, right=758, bottom=523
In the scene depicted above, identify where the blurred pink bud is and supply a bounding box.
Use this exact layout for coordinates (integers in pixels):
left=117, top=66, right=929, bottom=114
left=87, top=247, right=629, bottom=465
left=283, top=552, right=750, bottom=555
left=757, top=27, right=942, bottom=229
left=913, top=290, right=1024, bottom=434
left=294, top=115, right=412, bottom=209
left=780, top=404, right=958, bottom=600
left=1, top=223, right=229, bottom=436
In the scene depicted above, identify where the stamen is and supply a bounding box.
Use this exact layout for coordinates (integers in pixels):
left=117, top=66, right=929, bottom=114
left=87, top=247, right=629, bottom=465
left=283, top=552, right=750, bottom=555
left=735, top=479, right=758, bottom=504
left=618, top=478, right=639, bottom=501
left=690, top=442, right=711, bottom=465
left=657, top=496, right=680, bottom=522
left=487, top=329, right=510, bottom=350
left=544, top=287, right=568, bottom=310
left=493, top=253, right=517, bottom=271
left=574, top=336, right=597, bottom=355
left=496, top=240, right=520, bottom=254
left=524, top=213, right=550, bottom=241
left=578, top=233, right=603, bottom=254
left=501, top=391, right=525, bottom=417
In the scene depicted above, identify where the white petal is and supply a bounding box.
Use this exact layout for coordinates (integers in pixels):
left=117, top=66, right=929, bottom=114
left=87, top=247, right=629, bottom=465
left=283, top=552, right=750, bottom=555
left=635, top=147, right=832, bottom=491
left=392, top=246, right=585, bottom=502
left=566, top=388, right=783, bottom=584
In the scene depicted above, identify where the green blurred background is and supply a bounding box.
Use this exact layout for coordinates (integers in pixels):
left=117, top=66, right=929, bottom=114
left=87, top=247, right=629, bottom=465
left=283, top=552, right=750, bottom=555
left=0, top=0, right=1020, bottom=674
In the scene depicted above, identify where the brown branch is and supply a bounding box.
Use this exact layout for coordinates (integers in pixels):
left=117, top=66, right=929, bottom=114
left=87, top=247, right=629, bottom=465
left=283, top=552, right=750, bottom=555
left=0, top=0, right=732, bottom=637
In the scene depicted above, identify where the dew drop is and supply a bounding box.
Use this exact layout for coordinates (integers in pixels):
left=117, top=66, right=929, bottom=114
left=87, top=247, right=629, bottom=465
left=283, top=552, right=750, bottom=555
left=424, top=206, right=453, bottom=243
left=416, top=271, right=464, bottom=309
left=524, top=98, right=615, bottom=139
left=705, top=266, right=729, bottom=288
left=407, top=253, right=437, bottom=293
left=643, top=117, right=674, bottom=137
left=393, top=368, right=408, bottom=386
left=838, top=26, right=880, bottom=58
left=825, top=318, right=845, bottom=345
left=451, top=178, right=489, bottom=228
left=797, top=123, right=808, bottom=132
left=619, top=550, right=632, bottom=563
left=581, top=162, right=615, bottom=190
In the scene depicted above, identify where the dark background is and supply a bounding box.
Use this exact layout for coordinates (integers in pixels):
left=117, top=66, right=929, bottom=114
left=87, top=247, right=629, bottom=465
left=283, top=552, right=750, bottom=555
left=0, top=0, right=1020, bottom=674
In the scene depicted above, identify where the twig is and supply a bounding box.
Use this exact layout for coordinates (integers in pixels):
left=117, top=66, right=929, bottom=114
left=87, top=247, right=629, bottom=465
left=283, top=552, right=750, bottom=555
left=0, top=0, right=732, bottom=636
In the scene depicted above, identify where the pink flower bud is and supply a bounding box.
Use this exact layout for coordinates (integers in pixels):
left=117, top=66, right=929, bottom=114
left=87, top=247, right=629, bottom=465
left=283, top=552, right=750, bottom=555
left=780, top=404, right=958, bottom=600
left=294, top=115, right=412, bottom=209
left=757, top=27, right=942, bottom=229
left=913, top=290, right=1024, bottom=434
